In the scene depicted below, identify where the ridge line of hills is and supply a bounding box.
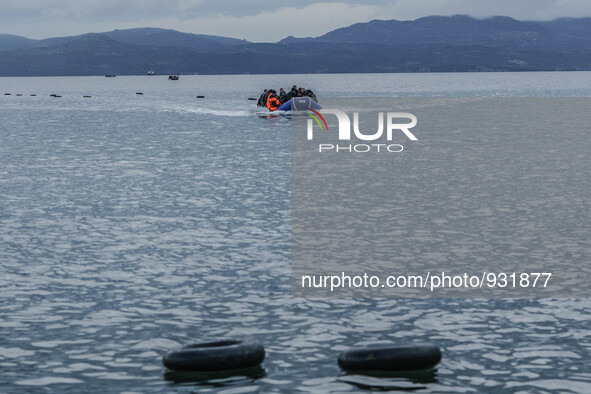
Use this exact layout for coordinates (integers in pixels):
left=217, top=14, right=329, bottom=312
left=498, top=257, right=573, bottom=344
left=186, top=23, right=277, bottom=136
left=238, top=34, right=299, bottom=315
left=1, top=15, right=591, bottom=76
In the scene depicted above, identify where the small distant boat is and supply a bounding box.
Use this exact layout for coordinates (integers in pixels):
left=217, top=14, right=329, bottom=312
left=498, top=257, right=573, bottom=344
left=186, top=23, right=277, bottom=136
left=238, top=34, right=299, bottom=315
left=168, top=75, right=179, bottom=80
left=105, top=74, right=117, bottom=77
left=147, top=70, right=155, bottom=75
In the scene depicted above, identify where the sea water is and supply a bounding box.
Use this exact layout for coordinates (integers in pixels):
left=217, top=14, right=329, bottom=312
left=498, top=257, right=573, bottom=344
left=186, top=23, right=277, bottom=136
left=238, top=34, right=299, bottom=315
left=0, top=72, right=590, bottom=392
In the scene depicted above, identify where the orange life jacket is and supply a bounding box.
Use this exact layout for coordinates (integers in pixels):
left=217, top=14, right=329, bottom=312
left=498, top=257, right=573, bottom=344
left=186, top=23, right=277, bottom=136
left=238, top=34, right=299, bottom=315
left=267, top=95, right=281, bottom=111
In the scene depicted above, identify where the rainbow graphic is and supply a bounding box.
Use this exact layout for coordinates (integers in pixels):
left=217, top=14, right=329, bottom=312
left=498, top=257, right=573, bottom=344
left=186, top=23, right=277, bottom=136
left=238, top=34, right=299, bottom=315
left=306, top=109, right=328, bottom=131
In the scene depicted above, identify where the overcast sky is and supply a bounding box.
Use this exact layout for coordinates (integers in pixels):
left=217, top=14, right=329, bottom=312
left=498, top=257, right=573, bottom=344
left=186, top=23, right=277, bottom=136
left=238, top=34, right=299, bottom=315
left=2, top=0, right=591, bottom=41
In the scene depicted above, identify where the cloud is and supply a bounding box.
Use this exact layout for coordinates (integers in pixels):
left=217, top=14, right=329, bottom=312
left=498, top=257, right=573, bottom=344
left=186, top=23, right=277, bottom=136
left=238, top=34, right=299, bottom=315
left=372, top=0, right=591, bottom=21
left=0, top=1, right=379, bottom=40
left=1, top=0, right=591, bottom=40
left=159, top=3, right=378, bottom=41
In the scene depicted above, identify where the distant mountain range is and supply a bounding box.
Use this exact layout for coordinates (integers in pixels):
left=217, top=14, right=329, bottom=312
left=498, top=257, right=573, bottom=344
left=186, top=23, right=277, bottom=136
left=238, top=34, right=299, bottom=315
left=1, top=15, right=591, bottom=76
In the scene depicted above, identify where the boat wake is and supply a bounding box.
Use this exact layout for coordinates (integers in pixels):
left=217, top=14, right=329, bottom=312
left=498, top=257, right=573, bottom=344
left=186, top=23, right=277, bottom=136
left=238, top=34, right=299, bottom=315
left=165, top=106, right=251, bottom=117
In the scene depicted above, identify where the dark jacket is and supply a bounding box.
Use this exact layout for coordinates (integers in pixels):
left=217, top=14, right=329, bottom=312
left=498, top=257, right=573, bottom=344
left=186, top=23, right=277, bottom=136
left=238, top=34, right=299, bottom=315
left=257, top=91, right=269, bottom=107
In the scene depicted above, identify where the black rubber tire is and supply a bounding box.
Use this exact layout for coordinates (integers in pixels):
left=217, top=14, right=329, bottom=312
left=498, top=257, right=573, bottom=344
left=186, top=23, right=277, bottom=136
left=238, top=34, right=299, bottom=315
left=162, top=338, right=265, bottom=372
left=338, top=343, right=441, bottom=372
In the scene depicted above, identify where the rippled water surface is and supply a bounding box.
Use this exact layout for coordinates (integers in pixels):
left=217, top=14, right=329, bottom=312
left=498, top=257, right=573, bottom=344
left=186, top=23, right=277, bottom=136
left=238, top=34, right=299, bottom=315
left=1, top=73, right=590, bottom=393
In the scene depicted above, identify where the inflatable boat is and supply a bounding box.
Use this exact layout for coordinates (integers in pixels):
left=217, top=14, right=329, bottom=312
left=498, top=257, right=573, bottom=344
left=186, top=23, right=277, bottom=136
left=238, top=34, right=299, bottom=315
left=277, top=97, right=322, bottom=111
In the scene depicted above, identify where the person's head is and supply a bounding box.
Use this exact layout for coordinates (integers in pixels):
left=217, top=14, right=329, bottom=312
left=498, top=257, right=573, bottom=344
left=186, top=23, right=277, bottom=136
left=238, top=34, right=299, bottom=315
left=280, top=88, right=284, bottom=93
left=299, top=87, right=305, bottom=92
left=297, top=92, right=303, bottom=97
left=292, top=85, right=297, bottom=90
left=264, top=89, right=268, bottom=92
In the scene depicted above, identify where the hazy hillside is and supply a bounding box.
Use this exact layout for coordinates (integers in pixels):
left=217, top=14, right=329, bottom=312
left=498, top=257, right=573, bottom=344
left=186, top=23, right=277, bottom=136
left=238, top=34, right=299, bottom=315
left=280, top=15, right=591, bottom=48
left=0, top=34, right=38, bottom=51
left=102, top=28, right=250, bottom=51
left=1, top=16, right=590, bottom=76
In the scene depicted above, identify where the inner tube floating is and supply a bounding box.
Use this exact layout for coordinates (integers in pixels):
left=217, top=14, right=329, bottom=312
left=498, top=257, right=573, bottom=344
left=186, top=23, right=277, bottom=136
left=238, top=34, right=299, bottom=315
left=338, top=343, right=441, bottom=372
left=162, top=338, right=265, bottom=372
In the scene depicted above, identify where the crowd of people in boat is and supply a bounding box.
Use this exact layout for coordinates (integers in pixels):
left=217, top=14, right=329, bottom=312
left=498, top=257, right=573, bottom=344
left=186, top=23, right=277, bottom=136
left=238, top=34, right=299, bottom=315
left=257, top=85, right=317, bottom=111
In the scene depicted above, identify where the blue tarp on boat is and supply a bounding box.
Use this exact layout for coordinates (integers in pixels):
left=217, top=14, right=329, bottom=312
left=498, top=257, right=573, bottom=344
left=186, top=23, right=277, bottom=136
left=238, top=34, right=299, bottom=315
left=277, top=97, right=322, bottom=111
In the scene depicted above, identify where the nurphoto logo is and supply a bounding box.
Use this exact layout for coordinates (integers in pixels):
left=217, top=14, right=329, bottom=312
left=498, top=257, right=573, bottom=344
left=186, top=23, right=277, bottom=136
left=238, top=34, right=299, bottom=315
left=306, top=110, right=418, bottom=153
